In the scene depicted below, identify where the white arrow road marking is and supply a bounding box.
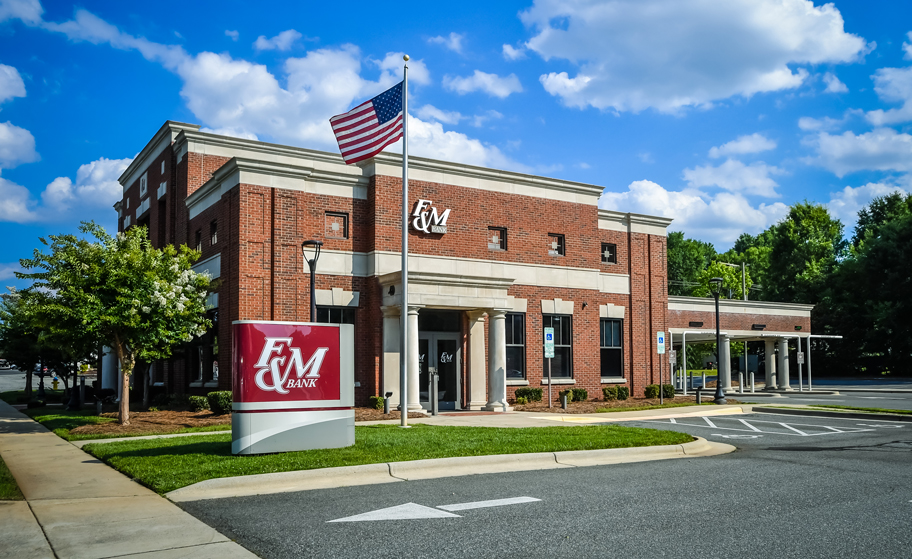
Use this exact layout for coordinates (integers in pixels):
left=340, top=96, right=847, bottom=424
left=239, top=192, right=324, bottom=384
left=437, top=496, right=541, bottom=512
left=857, top=424, right=905, bottom=428
left=328, top=503, right=461, bottom=523
left=712, top=434, right=762, bottom=439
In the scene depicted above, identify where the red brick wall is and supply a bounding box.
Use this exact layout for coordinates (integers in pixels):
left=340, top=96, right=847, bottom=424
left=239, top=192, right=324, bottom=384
left=668, top=309, right=810, bottom=334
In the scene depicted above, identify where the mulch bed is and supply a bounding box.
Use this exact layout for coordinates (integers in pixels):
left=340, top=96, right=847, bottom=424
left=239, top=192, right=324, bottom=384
left=513, top=395, right=738, bottom=414
left=69, top=410, right=231, bottom=437
left=354, top=408, right=428, bottom=422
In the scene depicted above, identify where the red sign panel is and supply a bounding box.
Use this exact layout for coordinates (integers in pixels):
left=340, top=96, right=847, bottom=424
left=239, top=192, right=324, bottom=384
left=233, top=322, right=341, bottom=404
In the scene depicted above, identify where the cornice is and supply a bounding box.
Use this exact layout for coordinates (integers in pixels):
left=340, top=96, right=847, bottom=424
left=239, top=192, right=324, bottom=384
left=118, top=121, right=200, bottom=190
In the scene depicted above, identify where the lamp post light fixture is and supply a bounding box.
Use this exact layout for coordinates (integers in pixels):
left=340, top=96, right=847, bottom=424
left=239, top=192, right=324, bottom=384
left=301, top=240, right=324, bottom=322
left=709, top=277, right=727, bottom=405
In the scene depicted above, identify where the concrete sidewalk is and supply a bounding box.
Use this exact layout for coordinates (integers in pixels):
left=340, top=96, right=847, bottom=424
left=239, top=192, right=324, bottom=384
left=0, top=400, right=258, bottom=559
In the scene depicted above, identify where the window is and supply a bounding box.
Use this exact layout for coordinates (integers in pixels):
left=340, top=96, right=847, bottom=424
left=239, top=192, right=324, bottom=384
left=195, top=230, right=202, bottom=252
left=542, top=314, right=572, bottom=378
left=600, top=318, right=623, bottom=378
left=488, top=226, right=507, bottom=251
left=548, top=233, right=565, bottom=256
left=601, top=243, right=617, bottom=264
left=505, top=313, right=525, bottom=379
left=161, top=160, right=165, bottom=174
left=210, top=221, right=218, bottom=245
left=317, top=306, right=356, bottom=324
left=325, top=212, right=349, bottom=239
left=126, top=197, right=130, bottom=209
left=139, top=173, right=148, bottom=199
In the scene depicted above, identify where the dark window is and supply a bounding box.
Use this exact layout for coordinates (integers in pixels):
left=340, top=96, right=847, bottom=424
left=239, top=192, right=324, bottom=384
left=325, top=212, right=349, bottom=239
left=548, top=233, right=565, bottom=256
left=542, top=314, right=572, bottom=378
left=210, top=221, right=218, bottom=245
left=488, top=226, right=507, bottom=251
left=316, top=306, right=356, bottom=324
left=601, top=242, right=617, bottom=264
left=195, top=230, right=202, bottom=252
left=600, top=318, right=623, bottom=378
left=505, top=313, right=525, bottom=379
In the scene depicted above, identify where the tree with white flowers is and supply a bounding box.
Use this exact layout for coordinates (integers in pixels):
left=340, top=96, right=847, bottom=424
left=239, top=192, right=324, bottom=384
left=18, top=222, right=211, bottom=425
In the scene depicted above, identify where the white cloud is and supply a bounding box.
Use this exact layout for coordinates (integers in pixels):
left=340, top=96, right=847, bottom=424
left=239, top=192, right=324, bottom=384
left=428, top=32, right=464, bottom=54
left=40, top=157, right=132, bottom=212
left=0, top=63, right=26, bottom=104
left=521, top=0, right=870, bottom=113
left=443, top=70, right=523, bottom=98
left=826, top=181, right=908, bottom=225
left=470, top=110, right=503, bottom=127
left=0, top=121, right=39, bottom=169
left=806, top=128, right=912, bottom=177
left=225, top=29, right=238, bottom=41
left=0, top=174, right=37, bottom=222
left=822, top=72, right=848, bottom=93
left=253, top=29, right=302, bottom=52
left=708, top=133, right=776, bottom=158
left=866, top=66, right=912, bottom=125
left=599, top=179, right=788, bottom=245
left=405, top=115, right=527, bottom=172
left=798, top=115, right=844, bottom=131
left=415, top=104, right=463, bottom=125
left=0, top=262, right=21, bottom=281
left=502, top=44, right=526, bottom=60
left=683, top=159, right=783, bottom=197
left=376, top=52, right=431, bottom=85
left=903, top=31, right=912, bottom=60
left=0, top=0, right=42, bottom=25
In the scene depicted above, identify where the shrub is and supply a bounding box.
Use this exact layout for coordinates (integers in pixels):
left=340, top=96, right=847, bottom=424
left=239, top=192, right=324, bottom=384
left=515, top=387, right=543, bottom=402
left=558, top=389, right=574, bottom=402
left=188, top=395, right=209, bottom=412
left=148, top=406, right=160, bottom=412
left=368, top=395, right=384, bottom=411
left=515, top=396, right=528, bottom=405
left=617, top=386, right=629, bottom=400
left=151, top=393, right=170, bottom=408
left=662, top=384, right=675, bottom=399
left=169, top=394, right=191, bottom=408
left=571, top=388, right=588, bottom=402
left=644, top=384, right=660, bottom=399
left=26, top=399, right=46, bottom=409
left=206, top=391, right=233, bottom=415
left=602, top=386, right=619, bottom=401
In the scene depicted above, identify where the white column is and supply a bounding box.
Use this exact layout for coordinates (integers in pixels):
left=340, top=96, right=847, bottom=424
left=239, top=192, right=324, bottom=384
left=467, top=311, right=488, bottom=410
left=381, top=306, right=401, bottom=408
left=101, top=346, right=118, bottom=391
left=407, top=306, right=424, bottom=412
left=764, top=339, right=777, bottom=390
left=778, top=338, right=791, bottom=390
left=720, top=335, right=732, bottom=391
left=483, top=310, right=511, bottom=412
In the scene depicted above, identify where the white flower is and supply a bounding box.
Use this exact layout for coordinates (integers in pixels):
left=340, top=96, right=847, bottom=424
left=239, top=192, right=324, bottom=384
left=141, top=306, right=150, bottom=313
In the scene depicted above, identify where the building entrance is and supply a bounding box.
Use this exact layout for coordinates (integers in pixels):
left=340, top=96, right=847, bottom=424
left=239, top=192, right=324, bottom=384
left=418, top=310, right=462, bottom=410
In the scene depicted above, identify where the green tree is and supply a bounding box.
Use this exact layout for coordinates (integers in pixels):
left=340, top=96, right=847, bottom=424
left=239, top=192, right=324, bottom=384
left=691, top=261, right=753, bottom=300
left=18, top=222, right=212, bottom=424
left=667, top=231, right=716, bottom=296
left=763, top=203, right=846, bottom=304
left=0, top=289, right=41, bottom=399
left=853, top=191, right=912, bottom=247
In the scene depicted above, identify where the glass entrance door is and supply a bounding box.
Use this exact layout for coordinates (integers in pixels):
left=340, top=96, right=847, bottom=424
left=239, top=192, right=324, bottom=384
left=419, top=332, right=461, bottom=410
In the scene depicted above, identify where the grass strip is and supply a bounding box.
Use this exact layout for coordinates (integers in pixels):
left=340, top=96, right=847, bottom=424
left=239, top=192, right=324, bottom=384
left=15, top=406, right=231, bottom=441
left=84, top=423, right=694, bottom=494
left=0, top=455, right=24, bottom=501
left=802, top=404, right=912, bottom=416
left=63, top=423, right=232, bottom=441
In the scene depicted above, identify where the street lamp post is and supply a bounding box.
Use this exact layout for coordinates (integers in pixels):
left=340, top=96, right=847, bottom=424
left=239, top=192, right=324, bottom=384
left=709, top=277, right=727, bottom=405
left=301, top=240, right=323, bottom=322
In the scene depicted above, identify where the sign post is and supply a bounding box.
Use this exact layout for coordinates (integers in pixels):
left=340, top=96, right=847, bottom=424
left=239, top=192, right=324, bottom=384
left=232, top=321, right=355, bottom=455
left=544, top=327, right=555, bottom=408
left=657, top=332, right=666, bottom=404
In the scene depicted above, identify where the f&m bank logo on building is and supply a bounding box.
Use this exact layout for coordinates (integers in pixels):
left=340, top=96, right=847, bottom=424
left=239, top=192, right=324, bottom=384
left=411, top=199, right=451, bottom=234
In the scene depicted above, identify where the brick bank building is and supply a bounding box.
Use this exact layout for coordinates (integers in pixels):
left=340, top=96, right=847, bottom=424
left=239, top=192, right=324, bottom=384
left=109, top=121, right=812, bottom=408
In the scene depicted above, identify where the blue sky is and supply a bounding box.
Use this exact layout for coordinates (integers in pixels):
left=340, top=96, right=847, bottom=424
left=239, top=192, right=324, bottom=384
left=3, top=0, right=912, bottom=290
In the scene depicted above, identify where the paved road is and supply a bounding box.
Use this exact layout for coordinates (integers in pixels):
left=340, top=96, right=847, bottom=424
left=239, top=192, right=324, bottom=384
left=180, top=411, right=912, bottom=559
left=737, top=387, right=912, bottom=411
left=0, top=368, right=39, bottom=393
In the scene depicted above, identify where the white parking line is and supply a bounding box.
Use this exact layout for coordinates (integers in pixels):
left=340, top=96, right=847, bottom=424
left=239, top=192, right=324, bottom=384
left=646, top=417, right=876, bottom=437
left=780, top=423, right=809, bottom=436
left=738, top=419, right=762, bottom=432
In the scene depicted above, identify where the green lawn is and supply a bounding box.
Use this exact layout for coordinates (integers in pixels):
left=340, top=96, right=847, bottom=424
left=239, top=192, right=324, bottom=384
left=84, top=423, right=694, bottom=494
left=0, top=455, right=24, bottom=500
left=792, top=404, right=912, bottom=416
left=0, top=389, right=66, bottom=405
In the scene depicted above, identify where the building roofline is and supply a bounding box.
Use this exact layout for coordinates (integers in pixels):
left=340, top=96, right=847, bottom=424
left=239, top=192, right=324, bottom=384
left=668, top=295, right=815, bottom=313
left=118, top=121, right=200, bottom=189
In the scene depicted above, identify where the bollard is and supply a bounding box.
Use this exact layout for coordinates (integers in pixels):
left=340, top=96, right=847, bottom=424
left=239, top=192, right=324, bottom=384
left=694, top=386, right=703, bottom=405
left=750, top=372, right=755, bottom=393
left=79, top=376, right=86, bottom=406
left=702, top=372, right=706, bottom=389
left=430, top=373, right=439, bottom=416
left=739, top=373, right=744, bottom=394
left=383, top=391, right=392, bottom=415
left=560, top=393, right=568, bottom=410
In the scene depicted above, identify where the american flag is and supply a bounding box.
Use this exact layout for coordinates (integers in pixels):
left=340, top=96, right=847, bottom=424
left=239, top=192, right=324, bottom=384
left=330, top=81, right=403, bottom=165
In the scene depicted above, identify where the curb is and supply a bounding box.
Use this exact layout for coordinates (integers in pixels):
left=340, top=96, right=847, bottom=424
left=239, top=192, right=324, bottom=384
left=165, top=437, right=734, bottom=502
left=755, top=406, right=912, bottom=422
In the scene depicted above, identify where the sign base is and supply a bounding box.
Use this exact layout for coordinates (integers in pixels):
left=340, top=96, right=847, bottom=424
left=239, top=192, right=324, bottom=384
left=232, top=409, right=355, bottom=455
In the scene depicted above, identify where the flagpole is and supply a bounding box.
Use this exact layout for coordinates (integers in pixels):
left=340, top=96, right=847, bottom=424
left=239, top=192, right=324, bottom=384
left=400, top=55, right=410, bottom=428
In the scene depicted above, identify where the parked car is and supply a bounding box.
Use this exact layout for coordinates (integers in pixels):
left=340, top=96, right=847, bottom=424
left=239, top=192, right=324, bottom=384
left=0, top=359, right=10, bottom=369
